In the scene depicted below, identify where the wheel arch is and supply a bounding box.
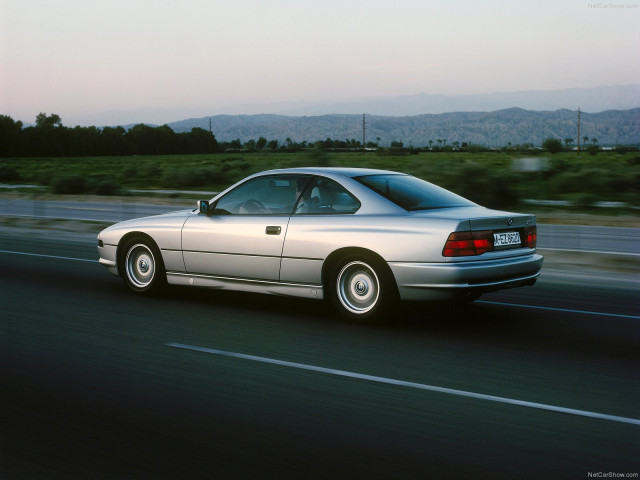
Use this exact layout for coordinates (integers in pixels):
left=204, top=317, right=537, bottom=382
left=116, top=231, right=161, bottom=276
left=321, top=247, right=398, bottom=295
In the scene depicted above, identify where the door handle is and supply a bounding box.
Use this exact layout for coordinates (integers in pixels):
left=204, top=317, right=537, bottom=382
left=265, top=226, right=281, bottom=235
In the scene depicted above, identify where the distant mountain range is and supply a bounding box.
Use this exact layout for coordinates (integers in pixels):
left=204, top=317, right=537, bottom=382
left=273, top=85, right=640, bottom=117
left=167, top=107, right=640, bottom=147
left=67, top=84, right=639, bottom=129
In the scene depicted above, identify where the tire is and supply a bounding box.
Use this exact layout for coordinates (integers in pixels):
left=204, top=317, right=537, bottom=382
left=119, top=237, right=166, bottom=294
left=327, top=254, right=397, bottom=323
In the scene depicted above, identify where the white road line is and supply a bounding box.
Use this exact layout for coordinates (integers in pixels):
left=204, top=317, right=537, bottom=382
left=0, top=249, right=97, bottom=263
left=539, top=247, right=640, bottom=257
left=477, top=300, right=640, bottom=320
left=166, top=342, right=640, bottom=426
left=1, top=248, right=636, bottom=319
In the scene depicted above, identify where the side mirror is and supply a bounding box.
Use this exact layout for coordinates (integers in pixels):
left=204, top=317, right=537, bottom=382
left=198, top=200, right=210, bottom=215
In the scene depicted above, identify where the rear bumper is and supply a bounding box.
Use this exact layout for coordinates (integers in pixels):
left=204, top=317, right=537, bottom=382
left=389, top=253, right=544, bottom=301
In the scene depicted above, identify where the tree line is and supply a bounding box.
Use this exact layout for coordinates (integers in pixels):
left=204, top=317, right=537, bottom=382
left=0, top=113, right=225, bottom=157
left=1, top=113, right=384, bottom=157
left=2, top=113, right=632, bottom=158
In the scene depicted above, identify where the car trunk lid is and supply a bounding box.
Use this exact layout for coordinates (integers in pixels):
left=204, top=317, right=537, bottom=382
left=443, top=211, right=537, bottom=258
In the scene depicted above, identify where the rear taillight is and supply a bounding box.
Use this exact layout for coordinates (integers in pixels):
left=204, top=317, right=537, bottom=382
left=443, top=230, right=493, bottom=257
left=524, top=226, right=537, bottom=248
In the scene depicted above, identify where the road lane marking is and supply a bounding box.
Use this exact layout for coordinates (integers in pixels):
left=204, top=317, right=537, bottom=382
left=539, top=248, right=640, bottom=257
left=1, top=249, right=636, bottom=319
left=536, top=247, right=640, bottom=257
left=477, top=300, right=640, bottom=320
left=0, top=249, right=97, bottom=263
left=166, top=342, right=640, bottom=426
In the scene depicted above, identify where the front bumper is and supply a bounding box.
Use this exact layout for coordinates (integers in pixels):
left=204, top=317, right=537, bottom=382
left=389, top=253, right=544, bottom=301
left=98, top=243, right=119, bottom=276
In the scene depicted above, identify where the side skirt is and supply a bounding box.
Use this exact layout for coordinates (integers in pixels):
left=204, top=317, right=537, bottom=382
left=166, top=272, right=324, bottom=300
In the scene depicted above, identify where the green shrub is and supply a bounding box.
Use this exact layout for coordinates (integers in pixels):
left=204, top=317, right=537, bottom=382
left=571, top=192, right=599, bottom=207
left=161, top=167, right=227, bottom=188
left=220, top=157, right=250, bottom=172
left=542, top=138, right=563, bottom=154
left=0, top=165, right=19, bottom=182
left=431, top=161, right=519, bottom=209
left=296, top=149, right=333, bottom=167
left=90, top=180, right=121, bottom=196
left=548, top=168, right=634, bottom=199
left=50, top=175, right=88, bottom=194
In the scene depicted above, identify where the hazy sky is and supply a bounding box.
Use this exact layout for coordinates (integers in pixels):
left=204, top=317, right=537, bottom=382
left=1, top=0, right=639, bottom=125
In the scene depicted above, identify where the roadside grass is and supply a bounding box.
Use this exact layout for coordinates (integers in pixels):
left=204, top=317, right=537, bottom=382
left=1, top=151, right=638, bottom=213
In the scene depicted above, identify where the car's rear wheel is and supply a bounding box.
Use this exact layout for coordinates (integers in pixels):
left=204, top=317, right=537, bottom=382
left=328, top=254, right=397, bottom=323
left=120, top=237, right=165, bottom=294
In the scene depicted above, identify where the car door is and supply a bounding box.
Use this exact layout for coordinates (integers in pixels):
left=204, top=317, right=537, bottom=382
left=280, top=177, right=362, bottom=285
left=181, top=174, right=305, bottom=281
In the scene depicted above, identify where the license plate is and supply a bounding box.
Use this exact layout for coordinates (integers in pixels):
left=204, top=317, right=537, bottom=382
left=494, top=231, right=521, bottom=247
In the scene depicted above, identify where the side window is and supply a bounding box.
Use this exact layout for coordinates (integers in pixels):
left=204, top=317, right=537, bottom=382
left=294, top=177, right=360, bottom=215
left=214, top=175, right=302, bottom=215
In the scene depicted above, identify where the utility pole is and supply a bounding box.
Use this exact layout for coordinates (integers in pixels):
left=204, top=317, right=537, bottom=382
left=362, top=114, right=366, bottom=153
left=576, top=108, right=581, bottom=154
left=209, top=117, right=213, bottom=153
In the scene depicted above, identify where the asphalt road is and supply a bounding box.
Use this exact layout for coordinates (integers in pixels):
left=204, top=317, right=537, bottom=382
left=0, top=234, right=639, bottom=479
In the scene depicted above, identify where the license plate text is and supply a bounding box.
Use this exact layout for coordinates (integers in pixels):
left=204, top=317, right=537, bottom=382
left=494, top=231, right=521, bottom=247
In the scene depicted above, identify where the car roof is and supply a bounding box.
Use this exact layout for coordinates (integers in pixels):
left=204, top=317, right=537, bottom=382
left=262, top=167, right=403, bottom=178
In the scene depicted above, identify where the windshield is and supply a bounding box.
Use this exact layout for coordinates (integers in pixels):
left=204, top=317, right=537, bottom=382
left=356, top=174, right=475, bottom=211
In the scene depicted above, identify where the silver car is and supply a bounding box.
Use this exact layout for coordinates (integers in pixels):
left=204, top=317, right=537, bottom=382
left=98, top=167, right=543, bottom=322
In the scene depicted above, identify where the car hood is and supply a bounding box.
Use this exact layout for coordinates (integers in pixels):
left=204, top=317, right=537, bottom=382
left=98, top=208, right=194, bottom=243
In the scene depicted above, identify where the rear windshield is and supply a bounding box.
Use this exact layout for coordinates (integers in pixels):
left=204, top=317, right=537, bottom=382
left=356, top=174, right=475, bottom=211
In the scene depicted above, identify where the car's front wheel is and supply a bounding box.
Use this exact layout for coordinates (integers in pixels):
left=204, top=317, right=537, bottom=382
left=328, top=254, right=397, bottom=323
left=119, top=237, right=165, bottom=294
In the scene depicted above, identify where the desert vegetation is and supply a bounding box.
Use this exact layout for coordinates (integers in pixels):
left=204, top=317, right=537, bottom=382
left=1, top=150, right=638, bottom=211
left=1, top=113, right=638, bottom=211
